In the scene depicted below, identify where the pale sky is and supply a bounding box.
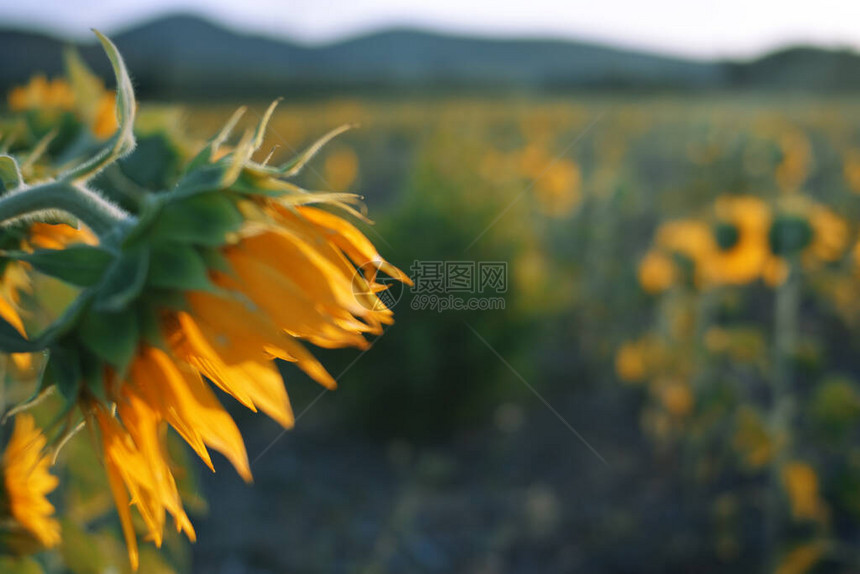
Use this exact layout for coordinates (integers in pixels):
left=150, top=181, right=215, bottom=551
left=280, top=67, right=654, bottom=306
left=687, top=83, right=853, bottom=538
left=1, top=0, right=859, bottom=60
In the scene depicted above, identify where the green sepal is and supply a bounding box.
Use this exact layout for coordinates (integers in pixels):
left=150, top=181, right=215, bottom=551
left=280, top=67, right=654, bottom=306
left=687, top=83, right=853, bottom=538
left=145, top=289, right=189, bottom=312
left=172, top=163, right=229, bottom=199
left=0, top=155, right=23, bottom=192
left=199, top=246, right=233, bottom=273
left=148, top=243, right=212, bottom=291
left=183, top=106, right=245, bottom=173
left=0, top=316, right=30, bottom=353
left=78, top=307, right=139, bottom=375
left=118, top=132, right=183, bottom=190
left=94, top=247, right=150, bottom=312
left=277, top=123, right=353, bottom=177
left=149, top=193, right=243, bottom=246
left=5, top=245, right=115, bottom=287
left=45, top=345, right=82, bottom=403
left=121, top=193, right=164, bottom=248
left=80, top=351, right=108, bottom=402
left=137, top=301, right=168, bottom=349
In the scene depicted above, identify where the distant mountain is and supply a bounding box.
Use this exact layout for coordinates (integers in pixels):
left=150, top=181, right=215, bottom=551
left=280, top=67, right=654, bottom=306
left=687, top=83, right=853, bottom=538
left=1, top=14, right=859, bottom=98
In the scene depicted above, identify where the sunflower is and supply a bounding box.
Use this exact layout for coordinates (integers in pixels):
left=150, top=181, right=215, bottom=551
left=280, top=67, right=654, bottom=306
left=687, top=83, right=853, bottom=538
left=80, top=199, right=407, bottom=568
left=0, top=35, right=409, bottom=566
left=7, top=60, right=118, bottom=141
left=764, top=196, right=849, bottom=285
left=0, top=414, right=60, bottom=554
left=637, top=250, right=676, bottom=294
left=0, top=100, right=411, bottom=568
left=7, top=76, right=74, bottom=113
left=700, top=195, right=771, bottom=286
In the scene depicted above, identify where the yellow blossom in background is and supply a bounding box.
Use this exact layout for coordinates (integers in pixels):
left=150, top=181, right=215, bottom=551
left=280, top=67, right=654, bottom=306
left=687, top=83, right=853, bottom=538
left=518, top=143, right=549, bottom=179
left=844, top=148, right=860, bottom=193
left=733, top=407, right=774, bottom=470
left=533, top=158, right=582, bottom=217
left=7, top=71, right=118, bottom=139
left=655, top=219, right=714, bottom=263
left=7, top=75, right=74, bottom=112
left=90, top=91, right=118, bottom=139
left=763, top=196, right=849, bottom=285
left=775, top=129, right=813, bottom=192
left=781, top=462, right=828, bottom=523
left=657, top=379, right=694, bottom=417
left=638, top=250, right=676, bottom=294
left=0, top=414, right=61, bottom=554
left=701, top=195, right=770, bottom=286
left=806, top=203, right=848, bottom=264
left=775, top=542, right=827, bottom=574
left=615, top=340, right=648, bottom=383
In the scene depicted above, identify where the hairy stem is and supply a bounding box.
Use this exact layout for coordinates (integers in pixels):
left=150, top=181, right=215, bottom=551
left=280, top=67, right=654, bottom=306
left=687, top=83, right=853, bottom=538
left=0, top=181, right=131, bottom=236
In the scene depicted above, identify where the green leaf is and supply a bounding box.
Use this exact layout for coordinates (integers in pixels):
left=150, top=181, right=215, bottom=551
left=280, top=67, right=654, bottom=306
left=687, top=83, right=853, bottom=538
left=94, top=30, right=135, bottom=154
left=95, top=247, right=149, bottom=311
left=79, top=307, right=138, bottom=373
left=148, top=243, right=212, bottom=291
left=119, top=133, right=182, bottom=190
left=137, top=301, right=167, bottom=348
left=46, top=345, right=82, bottom=402
left=80, top=351, right=107, bottom=401
left=0, top=315, right=31, bottom=353
left=0, top=155, right=23, bottom=192
left=6, top=245, right=114, bottom=287
left=149, top=193, right=243, bottom=246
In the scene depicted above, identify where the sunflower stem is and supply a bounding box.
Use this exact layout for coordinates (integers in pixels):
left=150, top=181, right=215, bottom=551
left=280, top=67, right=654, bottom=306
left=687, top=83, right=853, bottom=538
left=0, top=181, right=132, bottom=237
left=766, top=260, right=800, bottom=571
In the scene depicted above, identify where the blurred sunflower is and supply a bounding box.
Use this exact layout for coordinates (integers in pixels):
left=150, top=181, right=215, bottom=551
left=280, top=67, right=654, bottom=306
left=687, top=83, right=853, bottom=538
left=764, top=196, right=849, bottom=285
left=7, top=76, right=74, bottom=114
left=0, top=414, right=60, bottom=554
left=7, top=51, right=119, bottom=141
left=637, top=250, right=676, bottom=294
left=844, top=148, right=860, bottom=194
left=638, top=197, right=772, bottom=293
left=701, top=195, right=771, bottom=286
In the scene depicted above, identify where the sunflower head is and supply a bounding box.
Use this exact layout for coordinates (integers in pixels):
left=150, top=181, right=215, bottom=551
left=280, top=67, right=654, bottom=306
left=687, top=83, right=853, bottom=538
left=762, top=196, right=849, bottom=285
